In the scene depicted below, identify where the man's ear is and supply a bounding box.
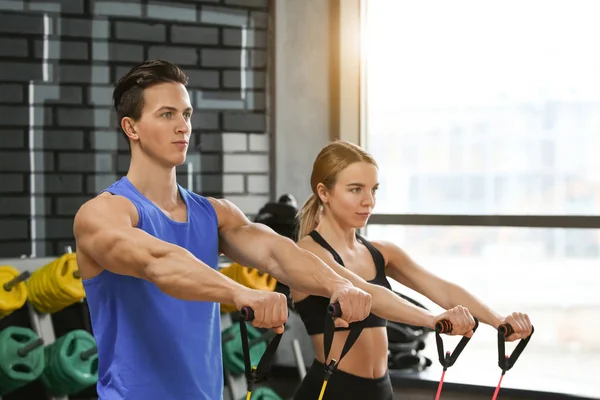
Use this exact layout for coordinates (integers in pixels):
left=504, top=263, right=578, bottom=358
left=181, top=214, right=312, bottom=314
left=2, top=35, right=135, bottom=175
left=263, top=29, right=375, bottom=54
left=121, top=117, right=139, bottom=141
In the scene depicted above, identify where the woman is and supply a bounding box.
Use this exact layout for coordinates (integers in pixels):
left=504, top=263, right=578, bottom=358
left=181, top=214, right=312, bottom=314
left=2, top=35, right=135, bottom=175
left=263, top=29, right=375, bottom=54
left=291, top=141, right=533, bottom=399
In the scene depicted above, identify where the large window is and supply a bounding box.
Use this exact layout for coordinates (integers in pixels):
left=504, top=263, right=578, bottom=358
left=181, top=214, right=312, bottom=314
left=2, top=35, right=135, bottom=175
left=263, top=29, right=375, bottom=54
left=361, top=0, right=600, bottom=216
left=360, top=0, right=599, bottom=396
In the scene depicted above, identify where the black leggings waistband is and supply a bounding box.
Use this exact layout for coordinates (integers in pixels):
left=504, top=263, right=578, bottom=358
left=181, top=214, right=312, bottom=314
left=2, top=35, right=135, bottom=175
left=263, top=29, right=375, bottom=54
left=292, top=359, right=393, bottom=400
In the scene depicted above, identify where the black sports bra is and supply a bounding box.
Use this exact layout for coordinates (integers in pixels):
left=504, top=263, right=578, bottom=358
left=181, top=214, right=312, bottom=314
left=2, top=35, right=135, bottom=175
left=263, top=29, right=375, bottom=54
left=293, top=230, right=392, bottom=335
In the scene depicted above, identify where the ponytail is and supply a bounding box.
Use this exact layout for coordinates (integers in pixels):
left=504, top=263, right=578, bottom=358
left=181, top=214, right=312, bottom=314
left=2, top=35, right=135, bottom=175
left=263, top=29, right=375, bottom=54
left=297, top=193, right=321, bottom=239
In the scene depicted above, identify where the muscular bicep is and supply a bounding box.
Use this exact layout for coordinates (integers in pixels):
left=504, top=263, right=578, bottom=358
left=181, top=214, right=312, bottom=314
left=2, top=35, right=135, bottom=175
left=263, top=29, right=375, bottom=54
left=209, top=197, right=278, bottom=272
left=73, top=195, right=175, bottom=279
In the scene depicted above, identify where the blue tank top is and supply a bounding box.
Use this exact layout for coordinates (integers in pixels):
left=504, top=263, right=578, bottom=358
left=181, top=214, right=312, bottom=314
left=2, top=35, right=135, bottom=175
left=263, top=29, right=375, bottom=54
left=82, top=177, right=222, bottom=400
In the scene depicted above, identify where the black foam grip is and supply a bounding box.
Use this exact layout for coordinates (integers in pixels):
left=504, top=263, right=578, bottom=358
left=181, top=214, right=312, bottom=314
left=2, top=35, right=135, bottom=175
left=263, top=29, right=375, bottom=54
left=328, top=302, right=342, bottom=318
left=435, top=319, right=452, bottom=333
left=241, top=306, right=255, bottom=321
left=499, top=323, right=514, bottom=337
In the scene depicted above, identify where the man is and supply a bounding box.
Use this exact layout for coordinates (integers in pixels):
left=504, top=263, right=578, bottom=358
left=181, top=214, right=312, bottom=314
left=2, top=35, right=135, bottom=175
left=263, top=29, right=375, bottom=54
left=73, top=59, right=372, bottom=400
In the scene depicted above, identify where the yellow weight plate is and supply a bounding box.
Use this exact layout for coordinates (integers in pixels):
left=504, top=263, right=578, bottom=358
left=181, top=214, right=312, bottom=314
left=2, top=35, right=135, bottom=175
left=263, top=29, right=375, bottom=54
left=0, top=266, right=28, bottom=314
left=26, top=253, right=85, bottom=314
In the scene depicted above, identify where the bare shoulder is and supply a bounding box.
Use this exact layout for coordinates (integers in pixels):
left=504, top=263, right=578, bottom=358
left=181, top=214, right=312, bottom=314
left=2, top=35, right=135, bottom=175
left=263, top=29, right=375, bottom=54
left=366, top=238, right=391, bottom=254
left=367, top=238, right=412, bottom=268
left=73, top=193, right=139, bottom=238
left=297, top=235, right=336, bottom=264
left=365, top=238, right=395, bottom=266
left=206, top=197, right=250, bottom=231
left=73, top=193, right=140, bottom=278
left=296, top=235, right=319, bottom=252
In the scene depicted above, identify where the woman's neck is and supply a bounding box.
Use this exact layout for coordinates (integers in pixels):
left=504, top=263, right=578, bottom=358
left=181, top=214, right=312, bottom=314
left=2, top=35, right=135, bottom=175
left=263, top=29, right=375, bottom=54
left=315, top=215, right=358, bottom=250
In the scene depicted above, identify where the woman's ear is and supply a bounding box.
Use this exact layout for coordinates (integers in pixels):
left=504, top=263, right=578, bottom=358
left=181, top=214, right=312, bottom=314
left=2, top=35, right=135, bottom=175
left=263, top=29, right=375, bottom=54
left=316, top=183, right=328, bottom=204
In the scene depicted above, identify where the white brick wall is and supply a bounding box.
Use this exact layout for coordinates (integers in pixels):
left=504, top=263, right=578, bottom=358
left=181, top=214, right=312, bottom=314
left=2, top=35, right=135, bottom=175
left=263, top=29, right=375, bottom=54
left=223, top=174, right=245, bottom=194
left=223, top=153, right=268, bottom=173
left=249, top=133, right=269, bottom=152
left=222, top=133, right=248, bottom=152
left=224, top=195, right=269, bottom=215
left=247, top=174, right=269, bottom=194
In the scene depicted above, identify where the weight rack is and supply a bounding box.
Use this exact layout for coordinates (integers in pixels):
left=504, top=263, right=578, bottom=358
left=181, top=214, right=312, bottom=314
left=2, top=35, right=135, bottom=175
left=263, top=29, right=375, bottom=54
left=0, top=254, right=70, bottom=400
left=1, top=253, right=307, bottom=400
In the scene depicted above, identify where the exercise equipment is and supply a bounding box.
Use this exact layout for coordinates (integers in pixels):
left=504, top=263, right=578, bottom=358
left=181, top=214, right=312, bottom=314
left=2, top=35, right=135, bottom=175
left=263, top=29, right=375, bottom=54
left=491, top=323, right=535, bottom=400
left=222, top=322, right=269, bottom=376
left=386, top=322, right=432, bottom=372
left=26, top=251, right=85, bottom=314
left=234, top=306, right=284, bottom=400
left=388, top=351, right=432, bottom=372
left=40, top=329, right=98, bottom=396
left=387, top=291, right=433, bottom=372
left=0, top=326, right=45, bottom=396
left=0, top=266, right=30, bottom=320
left=433, top=317, right=479, bottom=400
left=318, top=302, right=365, bottom=400
left=253, top=194, right=300, bottom=305
left=240, top=386, right=283, bottom=400
left=219, top=264, right=277, bottom=314
left=255, top=194, right=299, bottom=241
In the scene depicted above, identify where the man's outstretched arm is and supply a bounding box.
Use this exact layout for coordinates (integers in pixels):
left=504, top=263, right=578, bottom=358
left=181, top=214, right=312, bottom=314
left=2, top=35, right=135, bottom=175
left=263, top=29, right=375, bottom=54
left=73, top=194, right=289, bottom=332
left=211, top=198, right=372, bottom=325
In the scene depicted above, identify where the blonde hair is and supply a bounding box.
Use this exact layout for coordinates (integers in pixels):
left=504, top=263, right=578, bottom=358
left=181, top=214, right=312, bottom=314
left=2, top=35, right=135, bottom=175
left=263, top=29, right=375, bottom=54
left=297, top=140, right=378, bottom=238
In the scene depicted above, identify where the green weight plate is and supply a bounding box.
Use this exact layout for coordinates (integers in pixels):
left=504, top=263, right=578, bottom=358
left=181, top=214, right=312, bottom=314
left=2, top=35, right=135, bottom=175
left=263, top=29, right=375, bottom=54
left=0, top=327, right=45, bottom=396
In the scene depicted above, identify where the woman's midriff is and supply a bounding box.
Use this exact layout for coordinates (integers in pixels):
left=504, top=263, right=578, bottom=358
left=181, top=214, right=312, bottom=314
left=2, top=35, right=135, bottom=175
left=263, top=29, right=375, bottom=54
left=311, top=326, right=389, bottom=379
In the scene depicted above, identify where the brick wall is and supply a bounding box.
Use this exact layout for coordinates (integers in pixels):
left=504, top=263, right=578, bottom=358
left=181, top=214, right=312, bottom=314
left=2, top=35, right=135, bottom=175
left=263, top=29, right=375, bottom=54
left=0, top=0, right=271, bottom=258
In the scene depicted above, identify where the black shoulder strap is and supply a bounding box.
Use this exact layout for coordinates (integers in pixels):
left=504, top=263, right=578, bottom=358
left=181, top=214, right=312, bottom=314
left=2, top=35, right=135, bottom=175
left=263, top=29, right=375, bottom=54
left=308, top=230, right=345, bottom=266
left=356, top=234, right=386, bottom=273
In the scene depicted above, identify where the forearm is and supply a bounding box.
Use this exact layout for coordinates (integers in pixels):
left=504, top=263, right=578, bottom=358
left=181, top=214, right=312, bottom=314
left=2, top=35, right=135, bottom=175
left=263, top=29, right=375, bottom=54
left=442, top=282, right=503, bottom=328
left=145, top=249, right=245, bottom=303
left=96, top=229, right=245, bottom=304
left=286, top=245, right=436, bottom=328
left=267, top=239, right=352, bottom=298
left=368, top=285, right=436, bottom=329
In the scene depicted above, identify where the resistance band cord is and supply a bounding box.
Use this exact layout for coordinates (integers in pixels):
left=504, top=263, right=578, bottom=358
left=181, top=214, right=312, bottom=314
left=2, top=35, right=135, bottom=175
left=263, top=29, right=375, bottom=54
left=492, top=325, right=535, bottom=400
left=435, top=322, right=534, bottom=400
left=238, top=307, right=283, bottom=400
left=318, top=303, right=365, bottom=400
left=433, top=318, right=479, bottom=400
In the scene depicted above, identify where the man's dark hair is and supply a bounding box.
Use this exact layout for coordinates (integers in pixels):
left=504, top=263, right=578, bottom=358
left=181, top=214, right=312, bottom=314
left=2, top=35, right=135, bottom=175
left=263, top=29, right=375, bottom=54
left=113, top=59, right=189, bottom=144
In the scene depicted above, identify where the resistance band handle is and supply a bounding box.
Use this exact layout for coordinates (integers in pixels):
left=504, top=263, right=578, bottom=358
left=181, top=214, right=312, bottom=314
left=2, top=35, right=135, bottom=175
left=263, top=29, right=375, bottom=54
left=241, top=306, right=255, bottom=321
left=498, top=324, right=534, bottom=372
left=435, top=317, right=479, bottom=370
left=322, top=301, right=364, bottom=377
left=237, top=306, right=285, bottom=389
left=327, top=302, right=342, bottom=318
left=498, top=323, right=514, bottom=337
left=435, top=319, right=453, bottom=334
left=435, top=318, right=479, bottom=335
left=3, top=271, right=31, bottom=292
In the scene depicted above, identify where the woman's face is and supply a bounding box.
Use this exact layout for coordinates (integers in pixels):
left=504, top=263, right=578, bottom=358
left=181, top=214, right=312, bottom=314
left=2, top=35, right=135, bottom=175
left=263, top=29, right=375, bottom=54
left=319, top=161, right=379, bottom=228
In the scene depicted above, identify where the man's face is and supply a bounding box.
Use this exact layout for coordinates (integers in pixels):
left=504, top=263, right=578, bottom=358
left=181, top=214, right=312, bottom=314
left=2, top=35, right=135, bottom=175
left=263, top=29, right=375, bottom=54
left=131, top=81, right=193, bottom=167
